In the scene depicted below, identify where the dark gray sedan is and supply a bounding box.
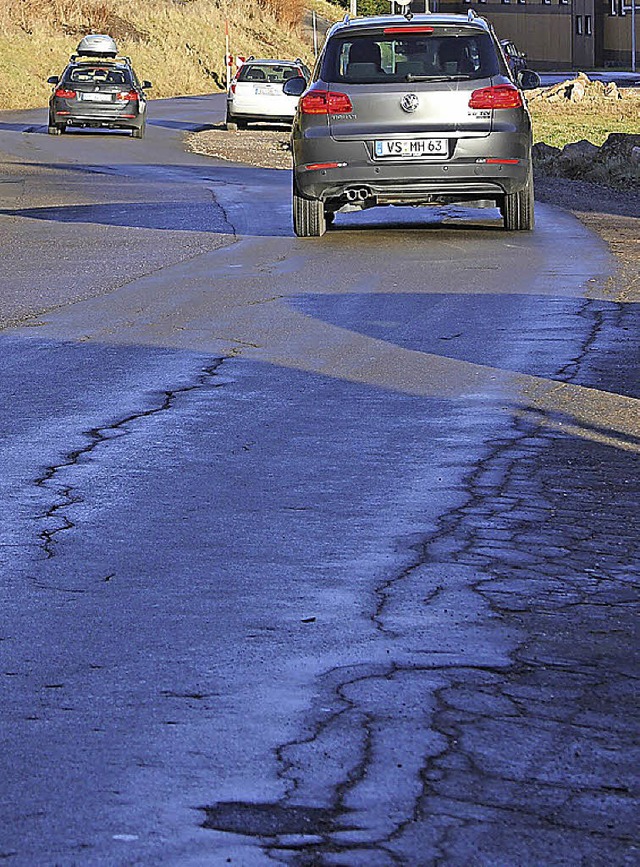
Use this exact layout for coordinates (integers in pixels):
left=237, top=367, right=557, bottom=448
left=48, top=58, right=151, bottom=138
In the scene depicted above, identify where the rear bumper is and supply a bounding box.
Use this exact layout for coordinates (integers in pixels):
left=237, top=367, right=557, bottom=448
left=292, top=129, right=532, bottom=203
left=227, top=96, right=296, bottom=122
left=51, top=101, right=143, bottom=129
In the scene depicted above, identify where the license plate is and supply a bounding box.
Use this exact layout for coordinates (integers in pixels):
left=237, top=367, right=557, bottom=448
left=254, top=85, right=276, bottom=95
left=81, top=92, right=113, bottom=102
left=374, top=138, right=448, bottom=159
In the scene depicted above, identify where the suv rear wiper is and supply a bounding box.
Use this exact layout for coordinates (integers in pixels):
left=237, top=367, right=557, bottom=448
left=405, top=73, right=474, bottom=82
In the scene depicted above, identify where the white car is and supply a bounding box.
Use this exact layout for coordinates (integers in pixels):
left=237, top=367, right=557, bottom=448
left=225, top=58, right=310, bottom=130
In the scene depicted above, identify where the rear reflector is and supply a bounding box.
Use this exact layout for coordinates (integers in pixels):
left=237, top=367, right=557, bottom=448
left=383, top=26, right=434, bottom=33
left=469, top=84, right=523, bottom=109
left=304, top=161, right=347, bottom=171
left=300, top=90, right=353, bottom=115
left=486, top=158, right=520, bottom=165
left=55, top=88, right=76, bottom=99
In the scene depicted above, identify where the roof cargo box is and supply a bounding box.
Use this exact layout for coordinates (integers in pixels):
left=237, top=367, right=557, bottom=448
left=76, top=34, right=118, bottom=57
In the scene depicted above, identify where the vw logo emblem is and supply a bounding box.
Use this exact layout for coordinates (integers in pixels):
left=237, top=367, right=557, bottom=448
left=400, top=93, right=419, bottom=113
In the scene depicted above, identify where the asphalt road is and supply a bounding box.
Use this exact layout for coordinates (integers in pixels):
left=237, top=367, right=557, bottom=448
left=0, top=94, right=638, bottom=866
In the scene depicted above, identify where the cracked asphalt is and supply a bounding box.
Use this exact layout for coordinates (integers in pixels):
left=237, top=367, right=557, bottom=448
left=0, top=94, right=638, bottom=866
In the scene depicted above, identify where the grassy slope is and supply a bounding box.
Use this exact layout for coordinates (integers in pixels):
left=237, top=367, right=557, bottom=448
left=0, top=0, right=342, bottom=110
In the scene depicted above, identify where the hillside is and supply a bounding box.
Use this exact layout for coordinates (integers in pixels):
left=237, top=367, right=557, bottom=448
left=0, top=0, right=341, bottom=110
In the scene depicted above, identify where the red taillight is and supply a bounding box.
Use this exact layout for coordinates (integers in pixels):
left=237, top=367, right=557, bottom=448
left=230, top=82, right=236, bottom=95
left=117, top=90, right=139, bottom=102
left=300, top=90, right=353, bottom=115
left=469, top=84, right=522, bottom=110
left=55, top=88, right=76, bottom=99
left=383, top=26, right=433, bottom=33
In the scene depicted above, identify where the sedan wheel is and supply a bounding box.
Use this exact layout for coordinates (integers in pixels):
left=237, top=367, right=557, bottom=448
left=47, top=114, right=61, bottom=135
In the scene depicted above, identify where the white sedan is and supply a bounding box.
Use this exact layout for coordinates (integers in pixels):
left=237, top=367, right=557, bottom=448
left=225, top=59, right=310, bottom=130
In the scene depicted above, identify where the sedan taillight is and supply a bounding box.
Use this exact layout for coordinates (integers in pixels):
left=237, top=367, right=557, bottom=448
left=55, top=88, right=76, bottom=99
left=300, top=90, right=353, bottom=115
left=468, top=84, right=523, bottom=110
left=117, top=90, right=139, bottom=101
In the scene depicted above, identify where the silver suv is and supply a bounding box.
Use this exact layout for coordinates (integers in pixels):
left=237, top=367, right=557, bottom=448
left=284, top=11, right=534, bottom=236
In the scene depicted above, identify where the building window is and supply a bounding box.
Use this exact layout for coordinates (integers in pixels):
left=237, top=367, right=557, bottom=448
left=585, top=14, right=592, bottom=33
left=575, top=14, right=583, bottom=33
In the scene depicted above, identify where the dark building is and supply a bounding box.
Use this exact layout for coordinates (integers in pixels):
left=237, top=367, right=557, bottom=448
left=431, top=0, right=639, bottom=68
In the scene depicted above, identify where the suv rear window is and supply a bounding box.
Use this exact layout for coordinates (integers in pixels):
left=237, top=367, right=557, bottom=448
left=322, top=30, right=500, bottom=84
left=238, top=64, right=303, bottom=84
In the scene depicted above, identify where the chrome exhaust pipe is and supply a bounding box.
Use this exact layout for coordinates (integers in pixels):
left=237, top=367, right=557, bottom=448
left=345, top=187, right=370, bottom=202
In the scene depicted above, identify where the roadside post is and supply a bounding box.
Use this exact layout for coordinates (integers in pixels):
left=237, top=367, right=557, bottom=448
left=225, top=20, right=231, bottom=90
left=621, top=0, right=639, bottom=71
left=312, top=9, right=318, bottom=57
left=633, top=0, right=637, bottom=73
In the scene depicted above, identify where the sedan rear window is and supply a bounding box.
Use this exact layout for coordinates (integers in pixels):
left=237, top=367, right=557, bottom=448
left=67, top=66, right=132, bottom=85
left=322, top=31, right=501, bottom=84
left=238, top=64, right=303, bottom=84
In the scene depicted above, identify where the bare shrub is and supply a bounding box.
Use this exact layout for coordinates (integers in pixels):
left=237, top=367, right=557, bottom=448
left=6, top=0, right=143, bottom=39
left=260, top=0, right=304, bottom=32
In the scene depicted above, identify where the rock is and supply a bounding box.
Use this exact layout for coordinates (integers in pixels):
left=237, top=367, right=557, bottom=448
left=560, top=140, right=600, bottom=160
left=532, top=142, right=561, bottom=164
left=569, top=81, right=586, bottom=102
left=599, top=132, right=640, bottom=161
left=554, top=139, right=600, bottom=179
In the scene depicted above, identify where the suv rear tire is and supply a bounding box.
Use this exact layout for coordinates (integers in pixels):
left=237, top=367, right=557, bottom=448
left=502, top=169, right=534, bottom=231
left=293, top=182, right=326, bottom=237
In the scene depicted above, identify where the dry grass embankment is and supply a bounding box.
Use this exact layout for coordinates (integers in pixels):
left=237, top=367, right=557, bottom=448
left=0, top=0, right=340, bottom=110
left=528, top=74, right=640, bottom=148
left=528, top=74, right=640, bottom=190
